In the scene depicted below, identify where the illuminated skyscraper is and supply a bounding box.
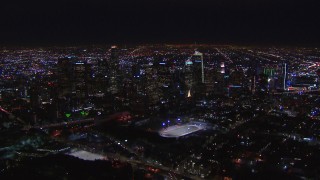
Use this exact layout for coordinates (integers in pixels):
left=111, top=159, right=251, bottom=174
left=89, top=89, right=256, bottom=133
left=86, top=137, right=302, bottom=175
left=184, top=51, right=205, bottom=98
left=220, top=62, right=225, bottom=74
left=145, top=64, right=161, bottom=107
left=192, top=51, right=205, bottom=84
left=107, top=46, right=121, bottom=94
left=72, top=61, right=91, bottom=98
left=95, top=58, right=109, bottom=95
left=263, top=66, right=276, bottom=90
left=276, top=62, right=288, bottom=91
left=111, top=46, right=119, bottom=63
left=283, top=63, right=288, bottom=90
left=57, top=57, right=91, bottom=98
left=154, top=57, right=175, bottom=102
left=184, top=59, right=193, bottom=97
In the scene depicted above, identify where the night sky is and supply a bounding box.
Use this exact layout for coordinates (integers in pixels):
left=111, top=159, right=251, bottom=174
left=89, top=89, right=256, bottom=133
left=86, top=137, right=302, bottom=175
left=1, top=0, right=320, bottom=46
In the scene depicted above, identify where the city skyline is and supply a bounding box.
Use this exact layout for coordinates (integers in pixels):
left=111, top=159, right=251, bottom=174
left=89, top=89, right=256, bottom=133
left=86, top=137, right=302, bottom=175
left=1, top=45, right=320, bottom=179
left=1, top=0, right=320, bottom=179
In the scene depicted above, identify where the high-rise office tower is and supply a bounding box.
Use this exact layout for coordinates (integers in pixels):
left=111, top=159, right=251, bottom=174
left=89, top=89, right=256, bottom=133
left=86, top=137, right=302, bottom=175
left=192, top=51, right=205, bottom=84
left=131, top=63, right=143, bottom=94
left=30, top=85, right=40, bottom=110
left=263, top=66, right=276, bottom=90
left=57, top=57, right=73, bottom=97
left=283, top=63, right=288, bottom=90
left=203, top=54, right=215, bottom=96
left=145, top=63, right=161, bottom=107
left=154, top=58, right=173, bottom=98
left=57, top=57, right=91, bottom=98
left=276, top=62, right=288, bottom=91
left=72, top=61, right=91, bottom=98
left=184, top=51, right=205, bottom=98
left=220, top=62, right=226, bottom=74
left=95, top=58, right=109, bottom=95
left=192, top=51, right=206, bottom=98
left=184, top=59, right=193, bottom=97
left=107, top=46, right=121, bottom=94
left=246, top=66, right=257, bottom=94
left=111, top=46, right=119, bottom=62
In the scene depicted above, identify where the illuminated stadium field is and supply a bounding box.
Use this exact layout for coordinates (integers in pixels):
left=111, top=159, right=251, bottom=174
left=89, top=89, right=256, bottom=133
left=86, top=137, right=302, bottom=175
left=159, top=123, right=206, bottom=138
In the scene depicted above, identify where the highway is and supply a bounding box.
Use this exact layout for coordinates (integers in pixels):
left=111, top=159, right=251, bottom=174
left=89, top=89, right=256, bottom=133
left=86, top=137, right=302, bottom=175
left=0, top=106, right=25, bottom=124
left=34, top=118, right=94, bottom=129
